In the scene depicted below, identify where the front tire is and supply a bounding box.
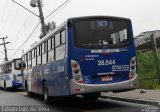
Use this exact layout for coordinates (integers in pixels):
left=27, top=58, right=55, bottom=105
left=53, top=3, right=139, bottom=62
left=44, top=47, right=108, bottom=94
left=25, top=82, right=33, bottom=96
left=4, top=81, right=7, bottom=91
left=43, top=82, right=51, bottom=104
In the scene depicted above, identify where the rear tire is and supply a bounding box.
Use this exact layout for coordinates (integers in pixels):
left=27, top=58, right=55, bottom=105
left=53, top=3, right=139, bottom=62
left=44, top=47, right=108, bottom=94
left=25, top=82, right=33, bottom=97
left=83, top=93, right=100, bottom=100
left=4, top=81, right=7, bottom=91
left=43, top=82, right=51, bottom=104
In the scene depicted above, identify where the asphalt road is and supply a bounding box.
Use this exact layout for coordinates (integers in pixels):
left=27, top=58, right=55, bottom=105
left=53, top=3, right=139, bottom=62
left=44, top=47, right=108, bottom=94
left=0, top=89, right=158, bottom=112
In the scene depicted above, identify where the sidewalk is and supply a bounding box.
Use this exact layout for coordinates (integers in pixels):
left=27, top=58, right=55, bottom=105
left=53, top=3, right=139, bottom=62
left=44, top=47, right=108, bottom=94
left=101, top=89, right=160, bottom=106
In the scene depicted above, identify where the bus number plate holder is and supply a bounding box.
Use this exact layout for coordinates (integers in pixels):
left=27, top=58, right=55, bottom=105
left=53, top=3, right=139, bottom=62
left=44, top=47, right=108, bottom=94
left=101, top=76, right=113, bottom=82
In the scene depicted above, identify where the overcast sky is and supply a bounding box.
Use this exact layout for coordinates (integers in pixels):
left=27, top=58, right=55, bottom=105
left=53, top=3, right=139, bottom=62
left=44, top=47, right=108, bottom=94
left=0, top=0, right=160, bottom=61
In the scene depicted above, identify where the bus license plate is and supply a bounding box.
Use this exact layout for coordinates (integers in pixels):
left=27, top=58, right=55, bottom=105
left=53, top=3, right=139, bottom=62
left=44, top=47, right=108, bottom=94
left=101, top=76, right=113, bottom=82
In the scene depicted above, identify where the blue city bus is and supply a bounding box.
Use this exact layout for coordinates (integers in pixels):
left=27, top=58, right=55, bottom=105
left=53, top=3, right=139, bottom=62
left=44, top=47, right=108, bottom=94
left=21, top=16, right=138, bottom=104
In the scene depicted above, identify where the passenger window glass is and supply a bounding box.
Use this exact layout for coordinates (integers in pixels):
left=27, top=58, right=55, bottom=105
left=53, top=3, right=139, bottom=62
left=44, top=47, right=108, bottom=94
left=32, top=50, right=34, bottom=58
left=52, top=37, right=54, bottom=49
left=61, top=30, right=66, bottom=44
left=39, top=45, right=42, bottom=55
left=42, top=43, right=44, bottom=53
left=55, top=33, right=60, bottom=47
left=48, top=39, right=51, bottom=51
left=56, top=44, right=65, bottom=60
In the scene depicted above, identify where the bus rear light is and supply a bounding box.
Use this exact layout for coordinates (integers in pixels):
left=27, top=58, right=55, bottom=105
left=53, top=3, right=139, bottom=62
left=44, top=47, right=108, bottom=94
left=131, top=65, right=135, bottom=70
left=72, top=63, right=78, bottom=68
left=74, top=74, right=81, bottom=80
left=75, top=88, right=80, bottom=92
left=129, top=74, right=134, bottom=80
left=71, top=60, right=83, bottom=83
left=131, top=59, right=136, bottom=64
left=78, top=80, right=84, bottom=83
left=129, top=57, right=137, bottom=80
left=73, top=69, right=79, bottom=74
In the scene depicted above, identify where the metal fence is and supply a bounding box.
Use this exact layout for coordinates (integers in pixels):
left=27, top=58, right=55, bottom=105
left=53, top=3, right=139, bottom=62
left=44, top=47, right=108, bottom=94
left=136, top=34, right=160, bottom=89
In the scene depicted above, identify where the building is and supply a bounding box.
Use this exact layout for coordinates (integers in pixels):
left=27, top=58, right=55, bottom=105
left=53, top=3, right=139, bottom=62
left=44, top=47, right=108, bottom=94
left=134, top=30, right=160, bottom=47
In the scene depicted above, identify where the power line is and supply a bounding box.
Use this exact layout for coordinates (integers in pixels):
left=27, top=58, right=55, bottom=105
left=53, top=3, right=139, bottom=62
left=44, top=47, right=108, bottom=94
left=0, top=51, right=5, bottom=55
left=0, top=0, right=9, bottom=34
left=47, top=0, right=72, bottom=22
left=9, top=0, right=72, bottom=58
left=7, top=0, right=22, bottom=36
left=0, top=1, right=14, bottom=35
left=9, top=22, right=40, bottom=59
left=45, top=0, right=71, bottom=19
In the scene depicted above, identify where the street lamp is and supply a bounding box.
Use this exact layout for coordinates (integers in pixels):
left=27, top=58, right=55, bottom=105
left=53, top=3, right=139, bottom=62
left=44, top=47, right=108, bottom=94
left=30, top=0, right=38, bottom=7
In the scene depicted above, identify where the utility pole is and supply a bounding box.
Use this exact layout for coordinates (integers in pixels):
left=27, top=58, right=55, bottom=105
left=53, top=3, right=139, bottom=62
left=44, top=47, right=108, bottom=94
left=0, top=37, right=11, bottom=61
left=30, top=0, right=47, bottom=38
left=12, top=0, right=47, bottom=39
left=37, top=0, right=47, bottom=38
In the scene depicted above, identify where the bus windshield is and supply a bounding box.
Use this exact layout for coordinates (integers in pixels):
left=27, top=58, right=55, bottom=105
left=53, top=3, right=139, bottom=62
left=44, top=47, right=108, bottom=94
left=73, top=19, right=131, bottom=49
left=14, top=59, right=21, bottom=70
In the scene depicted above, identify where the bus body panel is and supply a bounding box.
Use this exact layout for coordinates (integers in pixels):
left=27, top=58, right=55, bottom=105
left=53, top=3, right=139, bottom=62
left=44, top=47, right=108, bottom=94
left=29, top=60, right=69, bottom=96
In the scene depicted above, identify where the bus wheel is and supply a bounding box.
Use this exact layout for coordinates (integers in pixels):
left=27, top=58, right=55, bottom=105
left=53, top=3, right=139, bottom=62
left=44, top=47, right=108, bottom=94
left=4, top=81, right=7, bottom=91
left=83, top=93, right=100, bottom=101
left=43, top=82, right=51, bottom=104
left=25, top=82, right=33, bottom=97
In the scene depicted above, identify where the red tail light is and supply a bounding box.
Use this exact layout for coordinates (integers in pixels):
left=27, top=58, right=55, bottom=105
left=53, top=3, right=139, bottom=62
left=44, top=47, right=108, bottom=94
left=78, top=80, right=84, bottom=83
left=73, top=69, right=79, bottom=74
left=131, top=60, right=136, bottom=64
left=129, top=57, right=137, bottom=80
left=71, top=60, right=83, bottom=83
left=131, top=65, right=135, bottom=70
left=72, top=63, right=78, bottom=68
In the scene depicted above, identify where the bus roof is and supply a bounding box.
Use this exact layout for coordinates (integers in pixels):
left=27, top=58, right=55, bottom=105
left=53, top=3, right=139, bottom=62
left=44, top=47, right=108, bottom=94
left=22, top=20, right=67, bottom=56
left=0, top=58, right=21, bottom=66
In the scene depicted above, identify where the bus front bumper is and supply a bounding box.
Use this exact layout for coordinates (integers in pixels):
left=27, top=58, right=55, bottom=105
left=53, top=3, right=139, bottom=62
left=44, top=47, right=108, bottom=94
left=12, top=81, right=22, bottom=87
left=70, top=75, right=138, bottom=95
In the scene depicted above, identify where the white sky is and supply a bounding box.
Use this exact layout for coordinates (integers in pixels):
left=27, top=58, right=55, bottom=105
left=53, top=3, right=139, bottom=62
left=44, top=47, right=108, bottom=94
left=0, top=0, right=160, bottom=61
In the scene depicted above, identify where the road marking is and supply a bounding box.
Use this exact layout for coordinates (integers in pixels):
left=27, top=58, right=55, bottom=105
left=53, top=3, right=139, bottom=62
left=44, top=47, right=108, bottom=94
left=17, top=91, right=27, bottom=96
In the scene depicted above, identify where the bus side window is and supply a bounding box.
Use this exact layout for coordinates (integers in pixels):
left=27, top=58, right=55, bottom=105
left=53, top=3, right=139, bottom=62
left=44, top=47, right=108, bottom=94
left=26, top=53, right=28, bottom=69
left=32, top=50, right=34, bottom=59
left=39, top=45, right=42, bottom=65
left=42, top=43, right=45, bottom=54
left=37, top=46, right=39, bottom=56
left=55, top=33, right=60, bottom=47
left=48, top=36, right=54, bottom=62
left=61, top=30, right=66, bottom=44
left=29, top=51, right=32, bottom=68
left=39, top=45, right=42, bottom=55
left=48, top=38, right=51, bottom=51
left=52, top=36, right=54, bottom=49
left=55, top=30, right=66, bottom=61
left=46, top=41, right=48, bottom=63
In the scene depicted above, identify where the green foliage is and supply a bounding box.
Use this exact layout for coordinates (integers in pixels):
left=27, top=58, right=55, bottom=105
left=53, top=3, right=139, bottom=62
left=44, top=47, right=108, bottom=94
left=137, top=48, right=160, bottom=89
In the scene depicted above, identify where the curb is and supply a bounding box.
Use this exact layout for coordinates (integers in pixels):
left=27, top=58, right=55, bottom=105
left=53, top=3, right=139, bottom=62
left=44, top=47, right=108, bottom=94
left=101, top=95, right=160, bottom=106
